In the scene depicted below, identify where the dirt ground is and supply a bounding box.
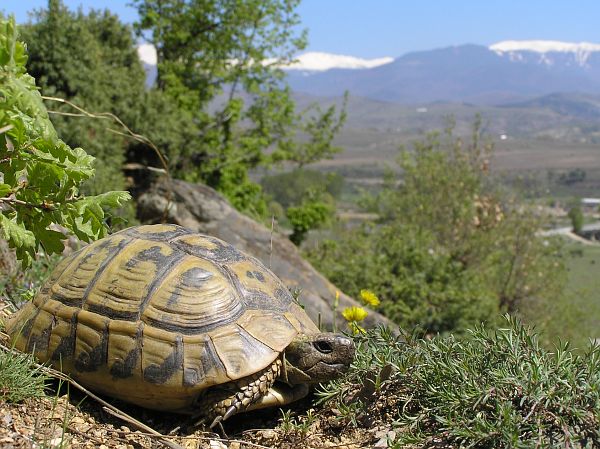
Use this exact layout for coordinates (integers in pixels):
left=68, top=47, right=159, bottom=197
left=0, top=380, right=394, bottom=449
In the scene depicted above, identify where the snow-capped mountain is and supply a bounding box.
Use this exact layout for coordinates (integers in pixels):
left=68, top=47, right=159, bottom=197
left=284, top=41, right=600, bottom=105
left=490, top=40, right=600, bottom=66
left=282, top=52, right=393, bottom=71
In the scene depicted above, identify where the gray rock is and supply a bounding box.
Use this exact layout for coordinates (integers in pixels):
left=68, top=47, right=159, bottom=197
left=136, top=178, right=394, bottom=329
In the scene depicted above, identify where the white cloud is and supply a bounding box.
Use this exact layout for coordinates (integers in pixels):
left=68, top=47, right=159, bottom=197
left=282, top=52, right=393, bottom=71
left=137, top=43, right=157, bottom=65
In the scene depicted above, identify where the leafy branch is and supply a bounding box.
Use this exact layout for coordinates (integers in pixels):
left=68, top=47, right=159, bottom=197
left=0, top=16, right=131, bottom=267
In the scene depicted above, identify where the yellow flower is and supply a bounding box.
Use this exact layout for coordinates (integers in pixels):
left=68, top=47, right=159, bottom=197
left=334, top=290, right=340, bottom=309
left=360, top=289, right=380, bottom=307
left=342, top=306, right=368, bottom=322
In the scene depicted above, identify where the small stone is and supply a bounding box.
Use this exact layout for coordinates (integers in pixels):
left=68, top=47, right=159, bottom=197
left=2, top=413, right=13, bottom=427
left=259, top=429, right=277, bottom=440
left=374, top=429, right=396, bottom=448
left=50, top=437, right=66, bottom=447
left=209, top=439, right=228, bottom=449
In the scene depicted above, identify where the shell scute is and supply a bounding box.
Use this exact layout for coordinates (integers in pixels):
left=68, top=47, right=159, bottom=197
left=143, top=256, right=243, bottom=335
left=141, top=325, right=183, bottom=386
left=237, top=309, right=298, bottom=352
left=74, top=310, right=109, bottom=372
left=48, top=234, right=129, bottom=307
left=209, top=324, right=278, bottom=380
left=172, top=234, right=246, bottom=264
left=107, top=320, right=142, bottom=379
left=182, top=334, right=228, bottom=387
left=222, top=258, right=294, bottom=312
left=83, top=239, right=181, bottom=321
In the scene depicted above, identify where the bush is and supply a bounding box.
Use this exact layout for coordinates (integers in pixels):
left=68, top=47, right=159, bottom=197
left=307, top=120, right=566, bottom=333
left=568, top=205, right=584, bottom=234
left=320, top=316, right=600, bottom=448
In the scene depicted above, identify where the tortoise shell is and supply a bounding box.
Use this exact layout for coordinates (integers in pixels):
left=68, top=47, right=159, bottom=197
left=7, top=224, right=319, bottom=412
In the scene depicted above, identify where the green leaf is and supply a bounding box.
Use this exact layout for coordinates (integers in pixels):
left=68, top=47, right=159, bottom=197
left=89, top=191, right=132, bottom=208
left=36, top=228, right=65, bottom=255
left=0, top=183, right=11, bottom=197
left=0, top=214, right=36, bottom=249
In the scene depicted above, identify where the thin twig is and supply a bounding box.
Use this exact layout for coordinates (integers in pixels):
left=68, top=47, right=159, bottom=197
left=0, top=196, right=55, bottom=210
left=0, top=124, right=14, bottom=134
left=270, top=215, right=275, bottom=269
left=41, top=95, right=173, bottom=222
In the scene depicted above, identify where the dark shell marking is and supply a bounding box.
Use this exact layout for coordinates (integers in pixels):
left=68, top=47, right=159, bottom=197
left=6, top=224, right=316, bottom=413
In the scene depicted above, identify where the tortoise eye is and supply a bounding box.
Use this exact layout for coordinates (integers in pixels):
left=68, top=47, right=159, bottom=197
left=314, top=340, right=333, bottom=354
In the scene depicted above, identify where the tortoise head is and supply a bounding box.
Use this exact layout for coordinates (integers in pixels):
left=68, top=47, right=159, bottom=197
left=281, top=332, right=355, bottom=385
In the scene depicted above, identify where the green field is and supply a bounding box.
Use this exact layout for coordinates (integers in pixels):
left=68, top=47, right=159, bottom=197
left=533, top=239, right=600, bottom=348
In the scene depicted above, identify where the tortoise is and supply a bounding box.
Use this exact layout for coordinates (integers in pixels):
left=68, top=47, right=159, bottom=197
left=6, top=224, right=354, bottom=428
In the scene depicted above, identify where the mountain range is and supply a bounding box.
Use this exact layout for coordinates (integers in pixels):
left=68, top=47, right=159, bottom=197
left=138, top=40, right=600, bottom=105
left=284, top=41, right=600, bottom=105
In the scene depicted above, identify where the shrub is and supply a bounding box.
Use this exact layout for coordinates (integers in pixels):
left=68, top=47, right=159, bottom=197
left=320, top=316, right=600, bottom=448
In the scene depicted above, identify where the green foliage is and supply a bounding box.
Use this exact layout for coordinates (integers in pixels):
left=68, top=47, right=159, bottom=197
left=261, top=168, right=344, bottom=208
left=320, top=317, right=600, bottom=448
left=261, top=168, right=342, bottom=244
left=0, top=16, right=130, bottom=267
left=309, top=224, right=497, bottom=334
left=286, top=193, right=334, bottom=245
left=132, top=0, right=346, bottom=216
left=0, top=347, right=49, bottom=403
left=568, top=204, right=584, bottom=234
left=307, top=120, right=566, bottom=333
left=559, top=168, right=586, bottom=186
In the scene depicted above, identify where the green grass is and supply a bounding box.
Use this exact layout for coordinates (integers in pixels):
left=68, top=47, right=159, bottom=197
left=563, top=241, right=600, bottom=339
left=523, top=240, right=600, bottom=349
left=0, top=347, right=48, bottom=403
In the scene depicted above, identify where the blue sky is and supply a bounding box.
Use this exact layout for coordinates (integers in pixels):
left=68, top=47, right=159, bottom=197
left=6, top=0, right=600, bottom=58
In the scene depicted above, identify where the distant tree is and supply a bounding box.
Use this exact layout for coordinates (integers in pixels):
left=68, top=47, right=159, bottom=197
left=20, top=0, right=197, bottom=225
left=558, top=168, right=586, bottom=186
left=260, top=168, right=343, bottom=244
left=568, top=205, right=584, bottom=234
left=307, top=119, right=566, bottom=333
left=132, top=0, right=346, bottom=216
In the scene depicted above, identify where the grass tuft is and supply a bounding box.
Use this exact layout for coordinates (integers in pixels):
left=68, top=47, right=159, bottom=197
left=0, top=346, right=48, bottom=403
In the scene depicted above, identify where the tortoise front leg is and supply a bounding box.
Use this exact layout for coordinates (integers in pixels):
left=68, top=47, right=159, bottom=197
left=245, top=382, right=309, bottom=411
left=197, top=359, right=282, bottom=428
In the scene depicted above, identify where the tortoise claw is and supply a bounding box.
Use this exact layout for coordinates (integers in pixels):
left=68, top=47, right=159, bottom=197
left=223, top=404, right=238, bottom=422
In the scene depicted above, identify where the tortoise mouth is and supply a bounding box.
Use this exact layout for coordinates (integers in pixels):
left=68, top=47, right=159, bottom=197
left=303, top=360, right=351, bottom=381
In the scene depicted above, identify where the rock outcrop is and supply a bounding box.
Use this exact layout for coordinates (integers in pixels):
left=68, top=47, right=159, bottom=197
left=136, top=177, right=393, bottom=329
